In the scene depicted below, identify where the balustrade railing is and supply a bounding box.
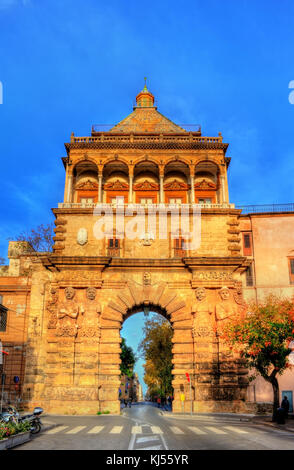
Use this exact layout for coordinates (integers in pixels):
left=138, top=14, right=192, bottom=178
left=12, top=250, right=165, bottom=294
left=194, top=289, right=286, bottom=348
left=58, top=202, right=235, bottom=209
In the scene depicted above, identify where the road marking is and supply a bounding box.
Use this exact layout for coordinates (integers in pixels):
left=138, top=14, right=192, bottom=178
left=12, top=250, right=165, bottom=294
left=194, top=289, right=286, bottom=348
left=110, top=426, right=123, bottom=434
left=170, top=426, right=184, bottom=434
left=136, top=436, right=160, bottom=443
left=131, top=426, right=142, bottom=434
left=140, top=445, right=163, bottom=450
left=46, top=426, right=69, bottom=434
left=151, top=426, right=163, bottom=434
left=223, top=426, right=249, bottom=434
left=66, top=426, right=87, bottom=434
left=205, top=426, right=227, bottom=434
left=87, top=426, right=104, bottom=434
left=188, top=426, right=207, bottom=435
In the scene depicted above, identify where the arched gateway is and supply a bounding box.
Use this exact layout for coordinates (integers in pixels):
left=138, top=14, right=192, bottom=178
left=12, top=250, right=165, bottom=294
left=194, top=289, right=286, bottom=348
left=20, top=83, right=252, bottom=414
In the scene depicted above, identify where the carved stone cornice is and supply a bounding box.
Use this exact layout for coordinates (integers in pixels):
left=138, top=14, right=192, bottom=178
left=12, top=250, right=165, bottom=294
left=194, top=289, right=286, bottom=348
left=65, top=140, right=229, bottom=153
left=133, top=180, right=159, bottom=191
left=164, top=180, right=189, bottom=191
left=75, top=179, right=98, bottom=190
left=104, top=180, right=129, bottom=190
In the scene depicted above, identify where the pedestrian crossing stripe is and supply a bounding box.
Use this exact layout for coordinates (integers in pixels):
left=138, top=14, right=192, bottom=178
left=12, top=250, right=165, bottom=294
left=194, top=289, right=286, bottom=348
left=131, top=426, right=142, bottom=434
left=66, top=426, right=87, bottom=434
left=223, top=426, right=248, bottom=434
left=170, top=426, right=184, bottom=434
left=109, top=426, right=123, bottom=434
left=151, top=426, right=163, bottom=434
left=187, top=426, right=207, bottom=435
left=46, top=426, right=69, bottom=434
left=204, top=426, right=227, bottom=434
left=87, top=426, right=104, bottom=434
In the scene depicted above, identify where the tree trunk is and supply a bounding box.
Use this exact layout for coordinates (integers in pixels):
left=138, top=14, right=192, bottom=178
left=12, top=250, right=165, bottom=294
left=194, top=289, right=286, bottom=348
left=269, top=373, right=280, bottom=422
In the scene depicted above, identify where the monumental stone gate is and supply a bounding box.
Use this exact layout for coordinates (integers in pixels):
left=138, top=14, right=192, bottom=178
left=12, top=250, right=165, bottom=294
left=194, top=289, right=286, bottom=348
left=20, top=83, right=251, bottom=414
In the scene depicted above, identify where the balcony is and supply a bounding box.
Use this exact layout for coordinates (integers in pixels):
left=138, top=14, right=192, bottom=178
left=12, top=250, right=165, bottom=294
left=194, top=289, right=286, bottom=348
left=57, top=202, right=235, bottom=210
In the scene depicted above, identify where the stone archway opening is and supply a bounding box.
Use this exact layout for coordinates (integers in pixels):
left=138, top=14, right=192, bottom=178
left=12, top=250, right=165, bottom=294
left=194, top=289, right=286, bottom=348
left=119, top=305, right=174, bottom=409
left=99, top=280, right=191, bottom=414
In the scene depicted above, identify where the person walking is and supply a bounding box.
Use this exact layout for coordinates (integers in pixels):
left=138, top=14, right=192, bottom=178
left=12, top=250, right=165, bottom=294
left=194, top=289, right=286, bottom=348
left=281, top=396, right=290, bottom=419
left=157, top=397, right=161, bottom=408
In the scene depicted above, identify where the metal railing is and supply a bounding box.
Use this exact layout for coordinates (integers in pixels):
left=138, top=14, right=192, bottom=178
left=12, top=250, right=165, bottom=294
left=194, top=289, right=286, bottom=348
left=236, top=203, right=294, bottom=214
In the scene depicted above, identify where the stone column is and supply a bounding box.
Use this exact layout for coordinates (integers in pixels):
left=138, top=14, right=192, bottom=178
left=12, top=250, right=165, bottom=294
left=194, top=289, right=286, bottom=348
left=159, top=166, right=165, bottom=203
left=189, top=165, right=195, bottom=204
left=129, top=176, right=133, bottom=203
left=98, top=173, right=103, bottom=203
left=66, top=174, right=73, bottom=203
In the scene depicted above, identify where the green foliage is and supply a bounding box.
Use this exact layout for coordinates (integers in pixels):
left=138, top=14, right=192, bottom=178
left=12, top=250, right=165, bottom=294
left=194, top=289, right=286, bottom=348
left=0, top=420, right=31, bottom=440
left=139, top=315, right=173, bottom=398
left=120, top=337, right=137, bottom=377
left=220, top=294, right=294, bottom=416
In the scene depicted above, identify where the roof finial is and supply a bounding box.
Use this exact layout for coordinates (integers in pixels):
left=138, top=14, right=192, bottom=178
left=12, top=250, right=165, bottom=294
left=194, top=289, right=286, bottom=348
left=143, top=77, right=148, bottom=91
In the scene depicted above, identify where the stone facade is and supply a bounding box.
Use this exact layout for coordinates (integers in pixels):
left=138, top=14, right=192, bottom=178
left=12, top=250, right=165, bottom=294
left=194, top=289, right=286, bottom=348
left=0, top=84, right=266, bottom=415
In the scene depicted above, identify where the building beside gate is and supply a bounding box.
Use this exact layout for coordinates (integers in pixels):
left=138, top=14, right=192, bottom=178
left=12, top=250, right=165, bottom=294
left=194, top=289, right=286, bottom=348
left=0, top=83, right=293, bottom=414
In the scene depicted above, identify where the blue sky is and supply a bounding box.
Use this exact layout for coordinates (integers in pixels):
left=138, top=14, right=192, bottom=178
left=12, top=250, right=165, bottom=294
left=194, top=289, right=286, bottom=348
left=1, top=0, right=294, bottom=391
left=1, top=0, right=294, bottom=261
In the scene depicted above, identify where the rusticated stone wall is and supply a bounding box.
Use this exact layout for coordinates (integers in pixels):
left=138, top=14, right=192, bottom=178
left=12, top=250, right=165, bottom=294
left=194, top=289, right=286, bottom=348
left=21, top=263, right=250, bottom=415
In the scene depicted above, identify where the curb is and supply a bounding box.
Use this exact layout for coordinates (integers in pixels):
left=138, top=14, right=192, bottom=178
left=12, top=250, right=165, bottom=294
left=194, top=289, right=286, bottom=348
left=251, top=419, right=294, bottom=433
left=159, top=412, right=253, bottom=422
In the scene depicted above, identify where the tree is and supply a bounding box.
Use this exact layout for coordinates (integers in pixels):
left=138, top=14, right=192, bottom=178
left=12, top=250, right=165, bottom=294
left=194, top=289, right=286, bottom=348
left=139, top=315, right=173, bottom=399
left=120, top=337, right=136, bottom=377
left=219, top=295, right=294, bottom=421
left=15, top=223, right=54, bottom=252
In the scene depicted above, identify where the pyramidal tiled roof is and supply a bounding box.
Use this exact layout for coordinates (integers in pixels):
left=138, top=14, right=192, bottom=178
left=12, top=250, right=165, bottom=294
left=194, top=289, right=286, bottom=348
left=108, top=82, right=188, bottom=134
left=109, top=107, right=188, bottom=134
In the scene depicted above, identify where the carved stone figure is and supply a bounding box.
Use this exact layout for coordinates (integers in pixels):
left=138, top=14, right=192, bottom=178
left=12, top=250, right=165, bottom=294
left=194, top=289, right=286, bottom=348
left=215, top=287, right=238, bottom=321
left=143, top=272, right=151, bottom=286
left=77, top=228, right=88, bottom=246
left=47, top=287, right=59, bottom=329
left=192, top=287, right=214, bottom=338
left=56, top=287, right=84, bottom=337
left=79, top=287, right=101, bottom=338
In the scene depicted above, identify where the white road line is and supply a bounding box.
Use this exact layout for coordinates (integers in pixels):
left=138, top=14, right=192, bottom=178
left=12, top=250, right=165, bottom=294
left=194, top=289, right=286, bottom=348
left=46, top=426, right=69, bottom=434
left=188, top=426, right=207, bottom=435
left=66, top=426, right=87, bottom=434
left=139, top=445, right=164, bottom=450
left=151, top=426, right=163, bottom=434
left=110, top=426, right=123, bottom=434
left=131, top=426, right=142, bottom=434
left=205, top=426, right=228, bottom=434
left=170, top=426, right=184, bottom=435
left=136, top=436, right=160, bottom=443
left=223, top=426, right=249, bottom=434
left=87, top=426, right=104, bottom=434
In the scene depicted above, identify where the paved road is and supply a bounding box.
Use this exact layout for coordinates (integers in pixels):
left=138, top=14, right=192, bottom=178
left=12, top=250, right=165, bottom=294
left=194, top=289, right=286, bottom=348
left=14, top=403, right=294, bottom=450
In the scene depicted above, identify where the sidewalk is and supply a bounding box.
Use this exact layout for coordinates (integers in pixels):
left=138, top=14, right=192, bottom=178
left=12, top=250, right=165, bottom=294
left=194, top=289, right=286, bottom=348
left=160, top=410, right=294, bottom=431
left=251, top=414, right=294, bottom=433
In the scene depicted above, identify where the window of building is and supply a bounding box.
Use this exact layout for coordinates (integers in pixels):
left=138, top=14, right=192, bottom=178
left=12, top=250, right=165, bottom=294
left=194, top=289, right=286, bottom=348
left=80, top=197, right=94, bottom=204
left=174, top=237, right=186, bottom=257
left=0, top=306, right=7, bottom=332
left=139, top=198, right=154, bottom=205
left=197, top=198, right=212, bottom=204
left=169, top=198, right=182, bottom=205
left=246, top=265, right=254, bottom=287
left=289, top=258, right=294, bottom=284
left=108, top=239, right=120, bottom=249
left=243, top=232, right=253, bottom=256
